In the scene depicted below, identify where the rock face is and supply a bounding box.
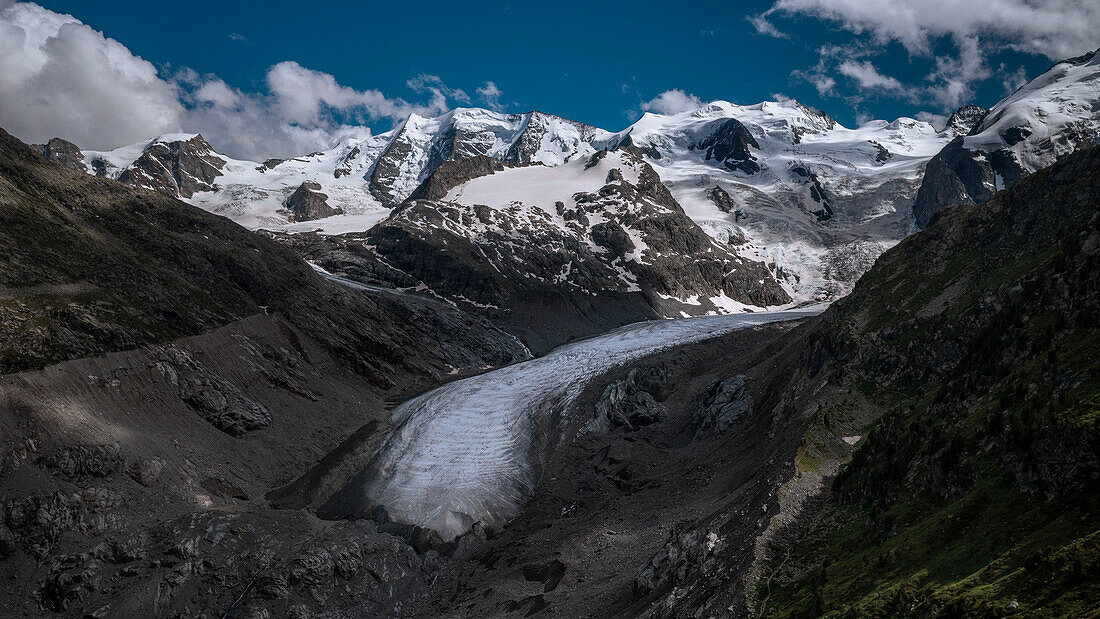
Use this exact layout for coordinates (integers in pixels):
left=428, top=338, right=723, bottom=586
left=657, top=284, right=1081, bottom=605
left=944, top=104, right=988, bottom=136
left=591, top=365, right=669, bottom=432
left=914, top=49, right=1100, bottom=227
left=364, top=149, right=790, bottom=351
left=635, top=527, right=725, bottom=596
left=117, top=134, right=226, bottom=198
left=165, top=346, right=273, bottom=435
left=694, top=118, right=760, bottom=174
left=706, top=185, right=736, bottom=213
left=691, top=375, right=753, bottom=440
left=368, top=108, right=606, bottom=206
left=405, top=154, right=505, bottom=201
left=40, top=137, right=85, bottom=170
left=285, top=181, right=342, bottom=222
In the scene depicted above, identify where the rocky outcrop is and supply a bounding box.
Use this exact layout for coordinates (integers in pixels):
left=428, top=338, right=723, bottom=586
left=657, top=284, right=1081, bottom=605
left=691, top=375, right=753, bottom=440
left=591, top=365, right=669, bottom=432
left=504, top=111, right=603, bottom=164
left=695, top=118, right=760, bottom=174
left=162, top=346, right=273, bottom=436
left=945, top=104, right=988, bottom=136
left=635, top=527, right=726, bottom=596
left=406, top=154, right=505, bottom=201
left=40, top=138, right=85, bottom=170
left=368, top=109, right=600, bottom=206
left=590, top=220, right=635, bottom=256
left=117, top=134, right=226, bottom=198
left=284, top=181, right=342, bottom=222
left=706, top=185, right=736, bottom=213
left=913, top=137, right=997, bottom=227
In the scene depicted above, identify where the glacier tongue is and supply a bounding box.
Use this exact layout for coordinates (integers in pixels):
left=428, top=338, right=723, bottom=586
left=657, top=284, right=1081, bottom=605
left=355, top=308, right=823, bottom=541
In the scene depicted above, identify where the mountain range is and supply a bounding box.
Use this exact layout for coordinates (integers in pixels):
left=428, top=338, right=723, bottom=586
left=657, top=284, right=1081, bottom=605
left=31, top=50, right=1100, bottom=349
left=1, top=44, right=1097, bottom=619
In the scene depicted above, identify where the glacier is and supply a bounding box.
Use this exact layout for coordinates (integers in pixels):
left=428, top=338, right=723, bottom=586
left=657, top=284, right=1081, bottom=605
left=344, top=307, right=823, bottom=541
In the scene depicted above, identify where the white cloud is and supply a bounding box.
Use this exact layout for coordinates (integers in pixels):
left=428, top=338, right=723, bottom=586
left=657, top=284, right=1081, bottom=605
left=0, top=2, right=475, bottom=160
left=771, top=0, right=1099, bottom=60
left=915, top=111, right=948, bottom=130
left=476, top=81, right=504, bottom=111
left=0, top=2, right=182, bottom=149
left=837, top=60, right=903, bottom=91
left=747, top=13, right=788, bottom=39
left=1000, top=63, right=1029, bottom=94
left=767, top=0, right=1100, bottom=110
left=641, top=89, right=704, bottom=114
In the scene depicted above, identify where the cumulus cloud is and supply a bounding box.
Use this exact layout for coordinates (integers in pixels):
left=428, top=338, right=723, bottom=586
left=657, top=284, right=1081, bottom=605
left=0, top=2, right=476, bottom=160
left=759, top=0, right=1100, bottom=111
left=915, top=111, right=948, bottom=130
left=476, top=81, right=504, bottom=111
left=641, top=89, right=704, bottom=114
left=837, top=60, right=903, bottom=92
left=0, top=2, right=182, bottom=149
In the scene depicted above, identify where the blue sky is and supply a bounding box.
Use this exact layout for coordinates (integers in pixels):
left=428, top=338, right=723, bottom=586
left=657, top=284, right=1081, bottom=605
left=4, top=1, right=1096, bottom=158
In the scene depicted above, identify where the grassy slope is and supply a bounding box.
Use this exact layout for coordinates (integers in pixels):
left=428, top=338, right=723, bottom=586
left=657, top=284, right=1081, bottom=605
left=759, top=146, right=1100, bottom=617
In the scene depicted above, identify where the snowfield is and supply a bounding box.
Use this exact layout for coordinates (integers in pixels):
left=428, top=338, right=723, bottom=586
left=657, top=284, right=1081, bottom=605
left=356, top=307, right=824, bottom=541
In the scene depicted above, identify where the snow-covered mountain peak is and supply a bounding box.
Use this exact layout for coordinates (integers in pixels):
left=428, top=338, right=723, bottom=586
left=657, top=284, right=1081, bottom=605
left=965, top=49, right=1099, bottom=152
left=914, top=48, right=1100, bottom=227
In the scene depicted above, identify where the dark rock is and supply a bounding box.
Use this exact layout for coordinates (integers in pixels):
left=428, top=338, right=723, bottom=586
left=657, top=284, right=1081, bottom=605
left=593, top=366, right=668, bottom=432
left=591, top=220, right=635, bottom=257
left=635, top=527, right=724, bottom=596
left=0, top=523, right=15, bottom=559
left=161, top=347, right=272, bottom=436
left=1001, top=124, right=1033, bottom=146
left=406, top=155, right=504, bottom=202
left=912, top=137, right=993, bottom=227
left=285, top=181, right=341, bottom=222
left=869, top=140, right=892, bottom=163
left=521, top=559, right=566, bottom=592
left=41, top=138, right=85, bottom=170
left=692, top=375, right=753, bottom=440
left=333, top=145, right=360, bottom=178
left=179, top=376, right=271, bottom=436
left=259, top=158, right=286, bottom=171
left=945, top=104, right=988, bottom=136
left=505, top=594, right=547, bottom=616
left=706, top=185, right=736, bottom=213
left=39, top=553, right=102, bottom=611
left=36, top=444, right=123, bottom=479
left=694, top=118, right=760, bottom=174
left=117, top=134, right=225, bottom=198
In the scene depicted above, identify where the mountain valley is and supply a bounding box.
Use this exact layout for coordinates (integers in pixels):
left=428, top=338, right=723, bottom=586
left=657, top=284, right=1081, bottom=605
left=0, top=34, right=1098, bottom=619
